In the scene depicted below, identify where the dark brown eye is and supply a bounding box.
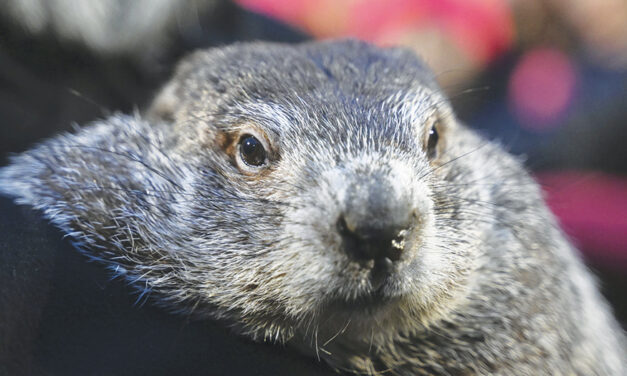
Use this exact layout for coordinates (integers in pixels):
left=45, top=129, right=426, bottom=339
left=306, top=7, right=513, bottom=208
left=426, top=123, right=439, bottom=159
left=239, top=134, right=267, bottom=166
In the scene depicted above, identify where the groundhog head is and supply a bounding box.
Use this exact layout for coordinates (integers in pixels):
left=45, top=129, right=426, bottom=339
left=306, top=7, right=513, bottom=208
left=0, top=40, right=502, bottom=346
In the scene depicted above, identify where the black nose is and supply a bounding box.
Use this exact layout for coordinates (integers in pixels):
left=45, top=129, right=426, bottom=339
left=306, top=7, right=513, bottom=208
left=336, top=213, right=409, bottom=263
left=335, top=172, right=414, bottom=263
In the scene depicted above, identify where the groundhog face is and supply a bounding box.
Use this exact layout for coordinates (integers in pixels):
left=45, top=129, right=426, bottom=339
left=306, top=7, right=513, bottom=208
left=146, top=40, right=495, bottom=340
left=0, top=40, right=497, bottom=344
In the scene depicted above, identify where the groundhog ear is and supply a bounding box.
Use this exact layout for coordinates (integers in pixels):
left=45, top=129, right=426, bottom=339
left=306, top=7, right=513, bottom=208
left=146, top=49, right=211, bottom=123
left=147, top=81, right=180, bottom=122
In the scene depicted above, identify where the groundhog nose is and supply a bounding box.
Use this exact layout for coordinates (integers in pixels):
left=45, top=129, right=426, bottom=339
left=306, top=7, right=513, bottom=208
left=336, top=171, right=414, bottom=263
left=336, top=212, right=409, bottom=263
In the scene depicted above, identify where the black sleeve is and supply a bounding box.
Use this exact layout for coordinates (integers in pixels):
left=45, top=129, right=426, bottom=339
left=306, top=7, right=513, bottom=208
left=0, top=196, right=336, bottom=376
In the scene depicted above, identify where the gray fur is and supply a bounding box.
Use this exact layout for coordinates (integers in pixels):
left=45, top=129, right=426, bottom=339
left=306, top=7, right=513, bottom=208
left=0, top=40, right=625, bottom=375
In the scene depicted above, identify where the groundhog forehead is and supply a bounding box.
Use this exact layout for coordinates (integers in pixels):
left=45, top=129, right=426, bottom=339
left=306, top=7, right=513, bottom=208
left=171, top=39, right=438, bottom=101
left=151, top=39, right=444, bottom=134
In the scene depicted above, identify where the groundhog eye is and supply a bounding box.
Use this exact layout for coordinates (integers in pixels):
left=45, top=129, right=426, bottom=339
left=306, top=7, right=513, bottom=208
left=426, top=123, right=439, bottom=159
left=239, top=134, right=267, bottom=167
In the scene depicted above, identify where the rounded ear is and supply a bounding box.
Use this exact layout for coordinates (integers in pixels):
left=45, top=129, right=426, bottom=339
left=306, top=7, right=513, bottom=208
left=146, top=81, right=179, bottom=122
left=145, top=50, right=208, bottom=123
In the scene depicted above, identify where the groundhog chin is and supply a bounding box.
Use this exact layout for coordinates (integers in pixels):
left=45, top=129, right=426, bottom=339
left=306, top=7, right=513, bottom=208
left=274, top=244, right=464, bottom=336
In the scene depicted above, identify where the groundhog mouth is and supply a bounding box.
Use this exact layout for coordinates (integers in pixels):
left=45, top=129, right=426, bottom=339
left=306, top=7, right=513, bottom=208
left=329, top=260, right=407, bottom=311
left=326, top=287, right=400, bottom=315
left=370, top=256, right=398, bottom=288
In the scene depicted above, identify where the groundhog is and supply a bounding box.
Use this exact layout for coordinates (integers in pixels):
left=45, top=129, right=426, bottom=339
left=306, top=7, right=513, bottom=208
left=0, top=40, right=625, bottom=375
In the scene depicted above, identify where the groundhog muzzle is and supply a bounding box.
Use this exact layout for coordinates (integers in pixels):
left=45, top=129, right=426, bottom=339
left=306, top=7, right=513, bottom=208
left=1, top=40, right=625, bottom=375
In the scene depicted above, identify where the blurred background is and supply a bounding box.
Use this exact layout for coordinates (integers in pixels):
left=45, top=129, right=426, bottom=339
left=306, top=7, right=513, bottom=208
left=1, top=0, right=625, bottom=326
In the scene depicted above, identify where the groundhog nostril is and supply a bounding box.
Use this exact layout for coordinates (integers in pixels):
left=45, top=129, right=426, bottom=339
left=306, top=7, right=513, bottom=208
left=336, top=214, right=407, bottom=262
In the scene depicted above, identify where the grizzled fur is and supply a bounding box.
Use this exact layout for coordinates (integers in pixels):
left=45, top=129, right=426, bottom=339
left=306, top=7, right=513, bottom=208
left=0, top=40, right=625, bottom=375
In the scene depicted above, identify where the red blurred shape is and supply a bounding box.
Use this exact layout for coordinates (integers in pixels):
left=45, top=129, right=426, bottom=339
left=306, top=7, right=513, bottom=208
left=536, top=171, right=627, bottom=270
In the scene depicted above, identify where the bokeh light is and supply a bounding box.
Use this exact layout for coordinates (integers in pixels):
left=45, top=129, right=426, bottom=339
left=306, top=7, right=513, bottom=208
left=508, top=48, right=578, bottom=131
